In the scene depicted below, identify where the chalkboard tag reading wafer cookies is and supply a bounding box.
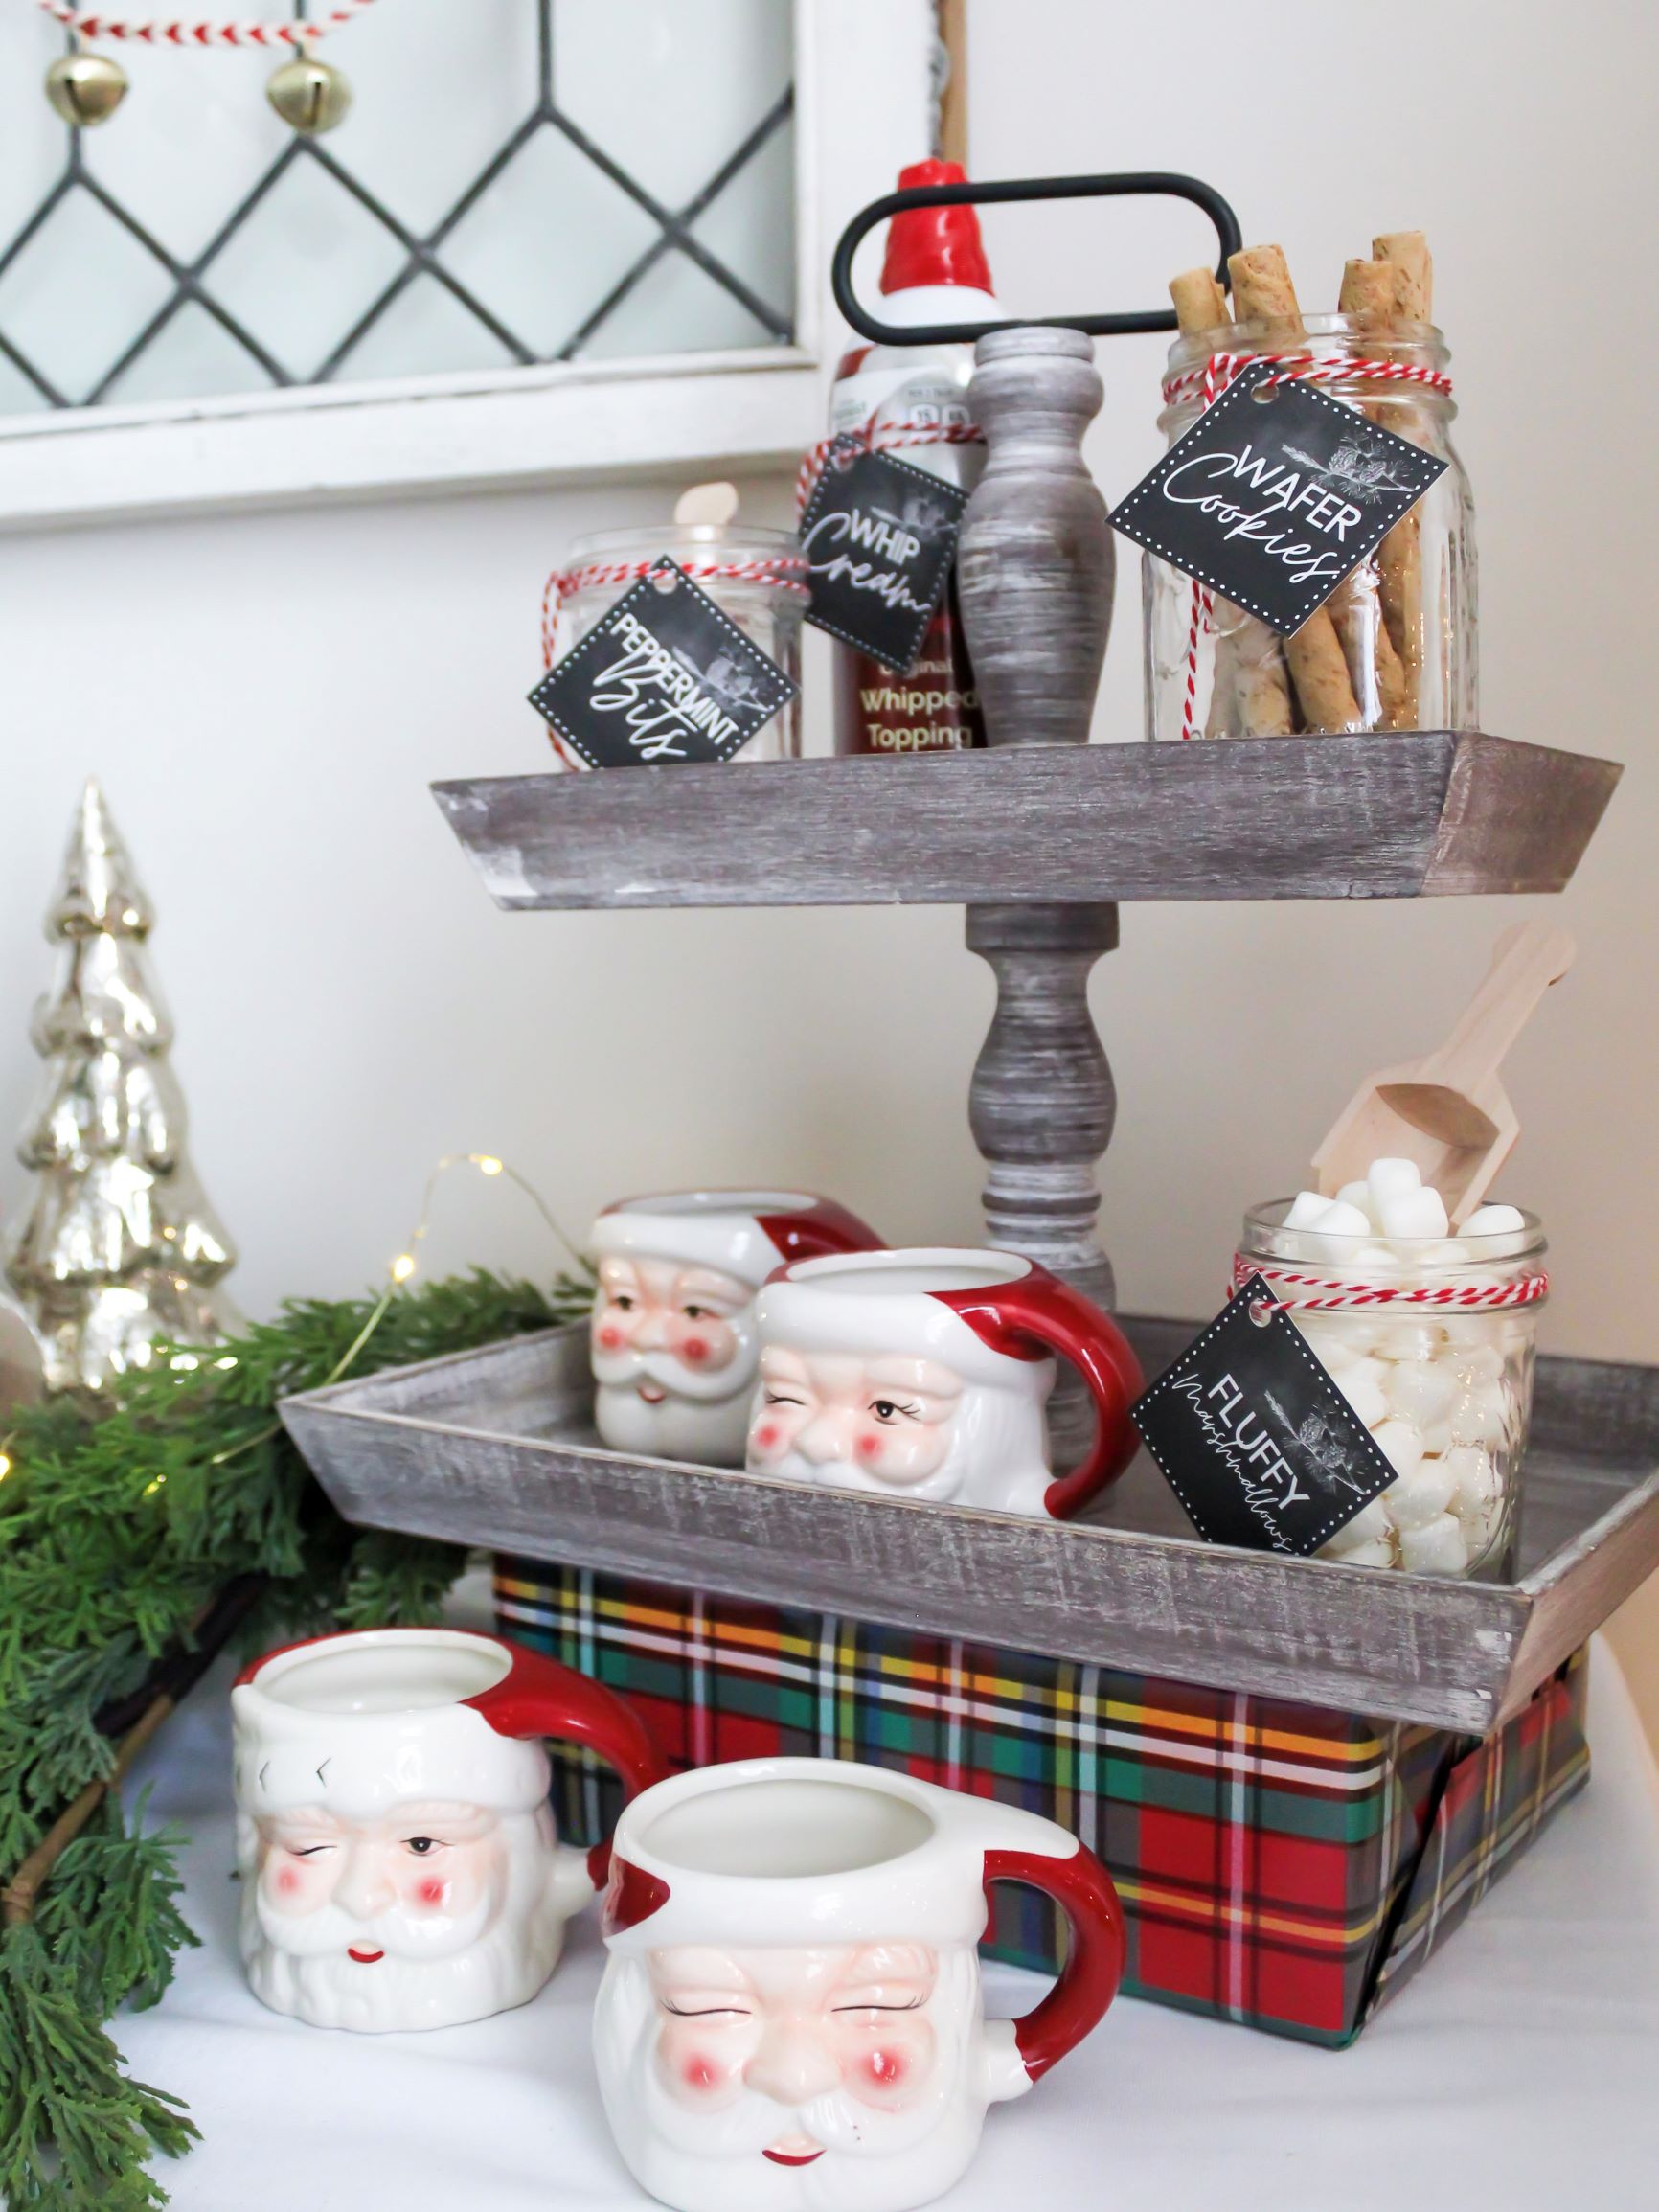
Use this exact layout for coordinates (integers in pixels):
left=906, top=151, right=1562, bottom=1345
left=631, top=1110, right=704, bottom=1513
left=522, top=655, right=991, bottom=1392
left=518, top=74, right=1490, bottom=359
left=1109, top=360, right=1446, bottom=636
left=528, top=559, right=797, bottom=768
left=799, top=445, right=968, bottom=673
left=1131, top=1276, right=1397, bottom=1556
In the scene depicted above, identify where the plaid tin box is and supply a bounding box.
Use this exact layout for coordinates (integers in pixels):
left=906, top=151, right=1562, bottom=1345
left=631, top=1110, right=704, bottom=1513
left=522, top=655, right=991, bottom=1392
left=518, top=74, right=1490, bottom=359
left=495, top=1559, right=1590, bottom=2047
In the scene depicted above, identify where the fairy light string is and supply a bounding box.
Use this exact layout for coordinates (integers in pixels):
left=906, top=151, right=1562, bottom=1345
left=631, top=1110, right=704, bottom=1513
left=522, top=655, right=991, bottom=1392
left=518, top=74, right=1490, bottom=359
left=203, top=1151, right=585, bottom=1470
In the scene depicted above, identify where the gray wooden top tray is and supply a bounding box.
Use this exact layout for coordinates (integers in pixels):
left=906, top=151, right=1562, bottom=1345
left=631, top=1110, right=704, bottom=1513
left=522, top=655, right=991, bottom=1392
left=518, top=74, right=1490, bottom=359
left=433, top=732, right=1619, bottom=910
left=281, top=1314, right=1659, bottom=1736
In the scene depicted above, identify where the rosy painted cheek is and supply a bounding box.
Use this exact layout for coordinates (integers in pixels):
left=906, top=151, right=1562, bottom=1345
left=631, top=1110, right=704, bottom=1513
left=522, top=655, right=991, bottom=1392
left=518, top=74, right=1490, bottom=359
left=840, top=2021, right=934, bottom=2106
left=667, top=1318, right=738, bottom=1374
left=856, top=1430, right=884, bottom=1463
left=596, top=1323, right=626, bottom=1352
left=657, top=2030, right=742, bottom=2109
left=263, top=1858, right=327, bottom=1915
left=416, top=1878, right=446, bottom=1909
left=752, top=1423, right=781, bottom=1452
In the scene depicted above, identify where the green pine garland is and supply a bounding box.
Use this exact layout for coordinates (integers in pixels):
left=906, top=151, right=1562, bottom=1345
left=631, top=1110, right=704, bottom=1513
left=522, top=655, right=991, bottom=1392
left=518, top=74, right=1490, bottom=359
left=0, top=1268, right=589, bottom=2210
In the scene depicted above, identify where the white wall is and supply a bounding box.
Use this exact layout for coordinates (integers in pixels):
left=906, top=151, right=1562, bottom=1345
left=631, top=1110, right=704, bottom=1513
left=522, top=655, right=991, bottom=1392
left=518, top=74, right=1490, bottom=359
left=1, top=0, right=1654, bottom=1385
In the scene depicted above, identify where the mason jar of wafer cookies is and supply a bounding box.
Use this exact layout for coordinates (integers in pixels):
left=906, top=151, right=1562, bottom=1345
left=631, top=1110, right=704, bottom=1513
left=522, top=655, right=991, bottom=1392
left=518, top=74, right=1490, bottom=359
left=1144, top=235, right=1477, bottom=742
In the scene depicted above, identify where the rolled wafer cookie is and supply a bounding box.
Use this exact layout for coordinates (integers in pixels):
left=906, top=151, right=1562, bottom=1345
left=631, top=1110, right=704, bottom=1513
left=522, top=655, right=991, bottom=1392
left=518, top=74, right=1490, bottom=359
left=1328, top=569, right=1409, bottom=727
left=1371, top=233, right=1434, bottom=724
left=1229, top=246, right=1371, bottom=733
left=1374, top=232, right=1433, bottom=321
left=1227, top=244, right=1304, bottom=338
left=1339, top=256, right=1396, bottom=329
left=1169, top=266, right=1229, bottom=331
left=1286, top=606, right=1362, bottom=732
left=1329, top=253, right=1412, bottom=726
left=1172, top=254, right=1296, bottom=737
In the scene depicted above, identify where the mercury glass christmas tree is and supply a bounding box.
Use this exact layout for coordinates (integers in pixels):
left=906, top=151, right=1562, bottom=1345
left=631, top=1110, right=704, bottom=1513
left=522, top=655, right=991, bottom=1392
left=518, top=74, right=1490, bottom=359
left=4, top=782, right=240, bottom=1394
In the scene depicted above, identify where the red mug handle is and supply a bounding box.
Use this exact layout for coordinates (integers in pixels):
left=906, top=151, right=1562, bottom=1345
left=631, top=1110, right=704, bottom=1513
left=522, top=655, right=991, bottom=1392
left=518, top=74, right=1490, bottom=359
left=464, top=1638, right=667, bottom=1888
left=984, top=1843, right=1126, bottom=2080
left=933, top=1263, right=1144, bottom=1517
left=756, top=1198, right=884, bottom=1266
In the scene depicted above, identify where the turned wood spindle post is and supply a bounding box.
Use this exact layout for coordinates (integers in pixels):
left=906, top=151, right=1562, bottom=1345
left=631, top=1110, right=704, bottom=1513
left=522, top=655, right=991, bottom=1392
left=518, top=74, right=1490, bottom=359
left=956, top=326, right=1118, bottom=1462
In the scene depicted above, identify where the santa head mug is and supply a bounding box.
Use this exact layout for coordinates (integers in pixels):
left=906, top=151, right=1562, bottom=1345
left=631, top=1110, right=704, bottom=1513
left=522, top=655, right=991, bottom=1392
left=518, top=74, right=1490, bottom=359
left=593, top=1756, right=1125, bottom=2212
left=231, top=1628, right=664, bottom=2032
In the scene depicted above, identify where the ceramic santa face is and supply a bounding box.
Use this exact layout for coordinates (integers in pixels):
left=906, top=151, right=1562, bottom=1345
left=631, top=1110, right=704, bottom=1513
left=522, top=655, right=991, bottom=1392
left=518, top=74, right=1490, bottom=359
left=232, top=1627, right=665, bottom=2032
left=746, top=1248, right=1143, bottom=1519
left=594, top=1757, right=1125, bottom=2212
left=591, top=1192, right=882, bottom=1466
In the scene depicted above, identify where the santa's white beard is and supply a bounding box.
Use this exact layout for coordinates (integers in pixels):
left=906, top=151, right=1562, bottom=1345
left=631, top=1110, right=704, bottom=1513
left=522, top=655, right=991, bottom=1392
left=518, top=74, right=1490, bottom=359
left=761, top=1381, right=1056, bottom=1518
left=240, top=1832, right=572, bottom=2033
left=594, top=1953, right=989, bottom=2212
left=593, top=1334, right=758, bottom=1468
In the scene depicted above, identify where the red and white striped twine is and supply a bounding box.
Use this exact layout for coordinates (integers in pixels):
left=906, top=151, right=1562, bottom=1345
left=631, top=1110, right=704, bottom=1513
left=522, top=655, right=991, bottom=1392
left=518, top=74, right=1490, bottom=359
left=1233, top=1256, right=1550, bottom=1314
left=1162, top=349, right=1455, bottom=411
left=36, top=0, right=375, bottom=44
left=539, top=556, right=809, bottom=671
left=795, top=415, right=983, bottom=514
left=1170, top=350, right=1454, bottom=740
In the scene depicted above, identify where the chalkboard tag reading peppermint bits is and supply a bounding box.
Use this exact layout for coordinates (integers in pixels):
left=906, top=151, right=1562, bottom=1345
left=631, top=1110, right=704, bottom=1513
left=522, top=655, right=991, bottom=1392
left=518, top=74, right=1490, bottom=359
left=1108, top=361, right=1447, bottom=635
left=799, top=444, right=968, bottom=673
left=1130, top=1275, right=1398, bottom=1557
left=528, top=559, right=797, bottom=768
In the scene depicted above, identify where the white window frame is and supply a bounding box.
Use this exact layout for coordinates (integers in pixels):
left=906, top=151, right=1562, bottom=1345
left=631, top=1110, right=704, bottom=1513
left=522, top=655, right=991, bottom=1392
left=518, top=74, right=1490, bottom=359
left=0, top=0, right=936, bottom=532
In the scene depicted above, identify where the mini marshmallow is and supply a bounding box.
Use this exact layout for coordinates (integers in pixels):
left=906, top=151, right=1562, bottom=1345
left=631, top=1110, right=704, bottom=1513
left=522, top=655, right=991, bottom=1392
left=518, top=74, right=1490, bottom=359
left=1445, top=1445, right=1503, bottom=1552
left=1291, top=1312, right=1360, bottom=1372
left=1320, top=1536, right=1396, bottom=1570
left=1383, top=1360, right=1460, bottom=1430
left=1464, top=1203, right=1526, bottom=1236
left=1376, top=1184, right=1450, bottom=1242
left=1452, top=1345, right=1506, bottom=1387
left=1398, top=1515, right=1470, bottom=1576
left=1371, top=1418, right=1424, bottom=1481
left=1333, top=1496, right=1393, bottom=1546
left=1367, top=1157, right=1422, bottom=1208
left=1312, top=1198, right=1372, bottom=1237
left=1351, top=1242, right=1407, bottom=1275
left=1337, top=1359, right=1390, bottom=1427
left=1284, top=1190, right=1332, bottom=1229
left=1381, top=1456, right=1457, bottom=1530
left=1450, top=1382, right=1510, bottom=1448
left=1335, top=1180, right=1376, bottom=1220
left=1371, top=1319, right=1446, bottom=1364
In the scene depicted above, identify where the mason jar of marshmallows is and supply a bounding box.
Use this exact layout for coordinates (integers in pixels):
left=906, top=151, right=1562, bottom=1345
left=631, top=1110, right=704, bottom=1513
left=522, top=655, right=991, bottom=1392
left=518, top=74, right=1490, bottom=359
left=1237, top=1168, right=1548, bottom=1579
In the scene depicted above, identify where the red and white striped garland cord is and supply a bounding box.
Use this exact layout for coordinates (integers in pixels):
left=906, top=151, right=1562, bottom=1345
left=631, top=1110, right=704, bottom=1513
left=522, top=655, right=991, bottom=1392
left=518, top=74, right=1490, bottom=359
left=1232, top=1256, right=1550, bottom=1314
left=1170, top=350, right=1455, bottom=741
left=539, top=556, right=809, bottom=670
left=795, top=415, right=983, bottom=513
left=36, top=0, right=375, bottom=44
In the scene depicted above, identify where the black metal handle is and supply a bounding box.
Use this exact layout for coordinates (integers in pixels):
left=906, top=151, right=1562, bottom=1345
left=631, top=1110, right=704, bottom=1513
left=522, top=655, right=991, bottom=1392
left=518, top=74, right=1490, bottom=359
left=830, top=171, right=1242, bottom=346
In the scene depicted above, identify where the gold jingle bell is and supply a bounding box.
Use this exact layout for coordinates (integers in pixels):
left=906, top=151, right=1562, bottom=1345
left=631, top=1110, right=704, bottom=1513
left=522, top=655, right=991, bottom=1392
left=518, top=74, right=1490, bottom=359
left=266, top=49, right=352, bottom=136
left=45, top=50, right=129, bottom=127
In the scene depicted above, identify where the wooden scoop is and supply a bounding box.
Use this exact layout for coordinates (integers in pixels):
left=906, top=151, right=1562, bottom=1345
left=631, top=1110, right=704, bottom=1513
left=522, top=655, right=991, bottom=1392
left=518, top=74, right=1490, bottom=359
left=1313, top=920, right=1576, bottom=1224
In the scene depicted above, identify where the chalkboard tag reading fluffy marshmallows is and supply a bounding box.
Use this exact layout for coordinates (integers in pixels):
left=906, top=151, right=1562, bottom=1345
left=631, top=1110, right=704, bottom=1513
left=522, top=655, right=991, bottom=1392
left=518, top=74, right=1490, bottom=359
left=1109, top=359, right=1447, bottom=636
left=1131, top=1276, right=1398, bottom=1557
left=799, top=445, right=969, bottom=675
left=528, top=559, right=797, bottom=769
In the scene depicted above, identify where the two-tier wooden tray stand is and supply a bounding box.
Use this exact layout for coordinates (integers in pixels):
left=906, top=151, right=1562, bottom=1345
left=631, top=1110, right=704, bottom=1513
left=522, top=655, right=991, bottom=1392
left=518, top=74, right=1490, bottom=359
left=283, top=329, right=1652, bottom=1737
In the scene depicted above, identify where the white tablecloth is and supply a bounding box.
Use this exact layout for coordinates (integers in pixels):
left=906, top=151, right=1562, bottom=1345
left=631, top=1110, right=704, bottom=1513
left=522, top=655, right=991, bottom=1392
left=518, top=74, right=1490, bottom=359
left=119, top=1636, right=1659, bottom=2212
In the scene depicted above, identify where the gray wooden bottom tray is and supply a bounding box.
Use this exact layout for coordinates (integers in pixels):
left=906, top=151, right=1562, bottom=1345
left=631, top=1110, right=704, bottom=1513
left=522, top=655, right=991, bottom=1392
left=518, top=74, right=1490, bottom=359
left=280, top=1315, right=1659, bottom=1736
